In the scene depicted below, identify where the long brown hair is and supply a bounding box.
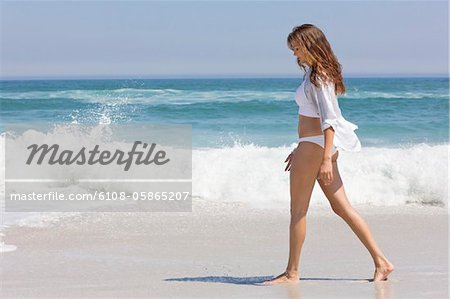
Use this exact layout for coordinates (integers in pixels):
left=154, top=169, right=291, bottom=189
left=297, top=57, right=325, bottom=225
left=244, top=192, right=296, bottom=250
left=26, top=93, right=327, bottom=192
left=287, top=24, right=346, bottom=95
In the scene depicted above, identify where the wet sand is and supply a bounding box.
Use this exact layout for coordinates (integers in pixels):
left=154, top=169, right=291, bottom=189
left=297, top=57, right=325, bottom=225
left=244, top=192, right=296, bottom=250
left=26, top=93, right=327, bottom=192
left=1, top=200, right=448, bottom=298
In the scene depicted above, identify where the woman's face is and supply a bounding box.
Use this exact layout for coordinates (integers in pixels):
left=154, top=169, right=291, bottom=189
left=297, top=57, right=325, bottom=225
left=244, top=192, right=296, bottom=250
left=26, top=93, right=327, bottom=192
left=291, top=43, right=312, bottom=66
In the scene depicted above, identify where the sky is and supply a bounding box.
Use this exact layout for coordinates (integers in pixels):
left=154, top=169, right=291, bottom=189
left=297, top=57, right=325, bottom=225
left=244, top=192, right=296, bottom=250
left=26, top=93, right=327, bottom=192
left=0, top=0, right=448, bottom=79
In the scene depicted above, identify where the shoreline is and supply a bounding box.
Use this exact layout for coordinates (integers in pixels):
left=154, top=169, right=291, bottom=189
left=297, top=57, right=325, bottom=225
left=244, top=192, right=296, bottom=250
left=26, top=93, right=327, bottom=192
left=1, top=201, right=448, bottom=298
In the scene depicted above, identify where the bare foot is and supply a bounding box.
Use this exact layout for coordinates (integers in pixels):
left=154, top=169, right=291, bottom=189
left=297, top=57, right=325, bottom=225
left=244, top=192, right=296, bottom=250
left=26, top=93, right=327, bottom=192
left=373, top=260, right=395, bottom=282
left=262, top=271, right=299, bottom=285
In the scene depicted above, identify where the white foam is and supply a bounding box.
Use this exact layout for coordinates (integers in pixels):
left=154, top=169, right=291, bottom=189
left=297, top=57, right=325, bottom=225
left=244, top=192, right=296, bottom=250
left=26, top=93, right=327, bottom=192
left=0, top=88, right=294, bottom=105
left=0, top=241, right=17, bottom=253
left=1, top=88, right=447, bottom=105
left=192, top=142, right=448, bottom=209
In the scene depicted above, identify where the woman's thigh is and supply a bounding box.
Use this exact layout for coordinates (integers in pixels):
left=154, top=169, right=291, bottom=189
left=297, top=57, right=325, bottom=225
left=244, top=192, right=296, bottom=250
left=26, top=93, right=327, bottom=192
left=317, top=160, right=352, bottom=214
left=289, top=142, right=325, bottom=214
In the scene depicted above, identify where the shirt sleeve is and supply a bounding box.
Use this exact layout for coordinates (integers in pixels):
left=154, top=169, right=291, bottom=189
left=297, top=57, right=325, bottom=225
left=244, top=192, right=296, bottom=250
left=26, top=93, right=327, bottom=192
left=312, top=81, right=340, bottom=132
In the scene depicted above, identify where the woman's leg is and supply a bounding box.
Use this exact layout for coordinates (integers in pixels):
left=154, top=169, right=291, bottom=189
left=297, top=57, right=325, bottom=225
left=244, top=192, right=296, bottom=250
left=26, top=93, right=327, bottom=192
left=263, top=141, right=325, bottom=285
left=317, top=158, right=395, bottom=281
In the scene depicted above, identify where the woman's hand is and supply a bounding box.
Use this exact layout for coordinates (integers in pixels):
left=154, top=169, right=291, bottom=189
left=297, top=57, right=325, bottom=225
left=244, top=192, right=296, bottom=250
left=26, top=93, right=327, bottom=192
left=284, top=149, right=296, bottom=171
left=317, top=159, right=333, bottom=185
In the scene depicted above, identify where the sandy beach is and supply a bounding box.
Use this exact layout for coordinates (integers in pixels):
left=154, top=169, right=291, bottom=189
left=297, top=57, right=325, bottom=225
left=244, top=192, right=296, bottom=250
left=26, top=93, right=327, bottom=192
left=1, top=1, right=448, bottom=298
left=1, top=199, right=448, bottom=298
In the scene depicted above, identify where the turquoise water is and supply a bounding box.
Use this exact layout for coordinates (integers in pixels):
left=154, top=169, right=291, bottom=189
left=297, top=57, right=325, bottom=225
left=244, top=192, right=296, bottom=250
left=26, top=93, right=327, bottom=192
left=0, top=76, right=448, bottom=232
left=1, top=77, right=448, bottom=148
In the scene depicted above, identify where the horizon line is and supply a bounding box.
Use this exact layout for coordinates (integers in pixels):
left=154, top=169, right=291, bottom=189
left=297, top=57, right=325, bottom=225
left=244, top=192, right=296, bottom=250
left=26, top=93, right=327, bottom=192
left=1, top=73, right=448, bottom=81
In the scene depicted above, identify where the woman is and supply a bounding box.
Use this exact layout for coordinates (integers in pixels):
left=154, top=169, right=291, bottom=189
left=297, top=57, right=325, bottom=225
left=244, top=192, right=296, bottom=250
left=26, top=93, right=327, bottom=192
left=263, top=24, right=394, bottom=285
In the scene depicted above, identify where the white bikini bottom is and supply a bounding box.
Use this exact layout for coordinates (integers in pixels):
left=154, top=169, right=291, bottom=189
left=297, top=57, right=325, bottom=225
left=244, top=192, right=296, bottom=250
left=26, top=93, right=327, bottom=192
left=298, top=134, right=338, bottom=154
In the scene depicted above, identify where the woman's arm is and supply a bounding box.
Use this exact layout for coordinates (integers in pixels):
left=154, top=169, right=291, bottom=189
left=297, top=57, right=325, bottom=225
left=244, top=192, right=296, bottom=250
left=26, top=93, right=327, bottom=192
left=323, top=126, right=335, bottom=161
left=313, top=81, right=340, bottom=133
left=309, top=79, right=340, bottom=160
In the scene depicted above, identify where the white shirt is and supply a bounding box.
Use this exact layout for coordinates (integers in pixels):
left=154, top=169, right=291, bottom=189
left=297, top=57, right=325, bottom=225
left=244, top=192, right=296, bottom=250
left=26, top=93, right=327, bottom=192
left=303, top=68, right=362, bottom=152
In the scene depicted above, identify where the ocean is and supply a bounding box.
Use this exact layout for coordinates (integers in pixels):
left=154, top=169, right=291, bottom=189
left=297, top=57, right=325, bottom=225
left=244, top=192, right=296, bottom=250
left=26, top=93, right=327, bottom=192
left=0, top=76, right=448, bottom=251
left=1, top=77, right=448, bottom=147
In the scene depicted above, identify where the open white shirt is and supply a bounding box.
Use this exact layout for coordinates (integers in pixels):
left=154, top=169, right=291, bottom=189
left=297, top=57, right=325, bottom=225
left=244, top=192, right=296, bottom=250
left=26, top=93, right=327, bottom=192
left=303, top=68, right=362, bottom=152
